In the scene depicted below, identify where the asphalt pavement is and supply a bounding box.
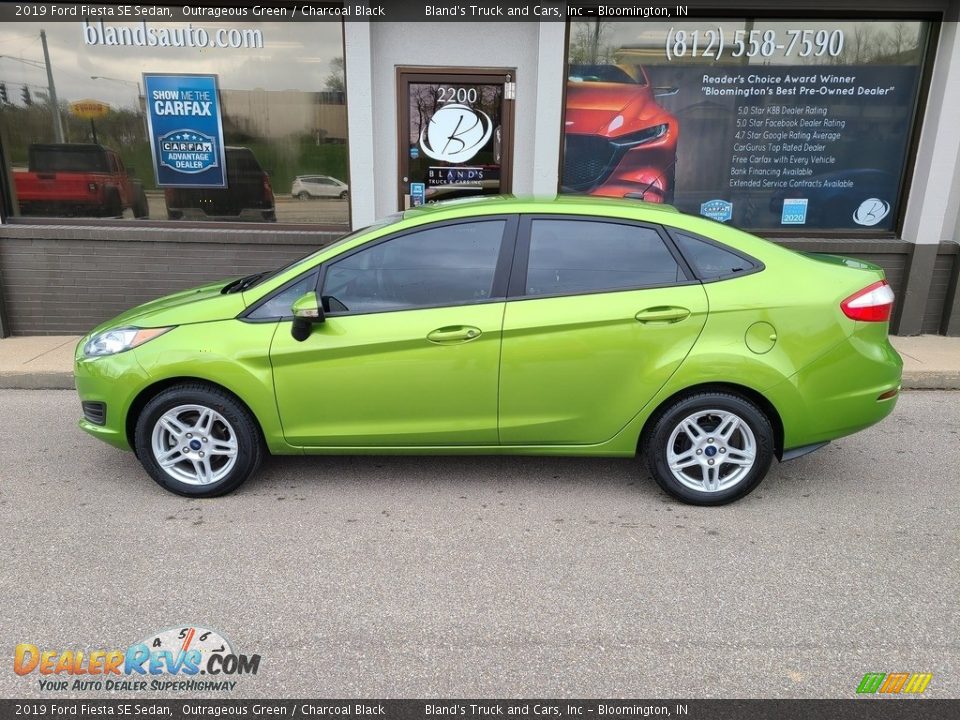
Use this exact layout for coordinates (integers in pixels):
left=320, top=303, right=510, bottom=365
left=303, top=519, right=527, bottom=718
left=0, top=390, right=957, bottom=699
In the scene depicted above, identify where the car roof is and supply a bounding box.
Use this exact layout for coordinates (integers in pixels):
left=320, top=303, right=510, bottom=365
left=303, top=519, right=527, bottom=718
left=402, top=194, right=680, bottom=220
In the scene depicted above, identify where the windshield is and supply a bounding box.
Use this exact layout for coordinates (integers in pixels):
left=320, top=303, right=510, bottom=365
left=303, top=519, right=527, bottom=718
left=568, top=64, right=645, bottom=86
left=245, top=212, right=404, bottom=289
left=29, top=146, right=109, bottom=173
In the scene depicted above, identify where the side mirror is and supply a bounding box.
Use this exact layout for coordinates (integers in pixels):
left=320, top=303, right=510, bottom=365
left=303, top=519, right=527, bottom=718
left=654, top=86, right=679, bottom=98
left=290, top=291, right=324, bottom=342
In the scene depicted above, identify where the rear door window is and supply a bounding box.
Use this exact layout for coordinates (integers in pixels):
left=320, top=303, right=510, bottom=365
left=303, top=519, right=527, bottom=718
left=672, top=232, right=759, bottom=280
left=522, top=218, right=686, bottom=297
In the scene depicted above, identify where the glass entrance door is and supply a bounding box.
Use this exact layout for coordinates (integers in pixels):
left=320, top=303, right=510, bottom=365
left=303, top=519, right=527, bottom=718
left=398, top=69, right=515, bottom=210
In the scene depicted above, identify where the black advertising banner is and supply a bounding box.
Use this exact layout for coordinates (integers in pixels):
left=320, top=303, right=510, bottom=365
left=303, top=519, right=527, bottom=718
left=563, top=20, right=930, bottom=232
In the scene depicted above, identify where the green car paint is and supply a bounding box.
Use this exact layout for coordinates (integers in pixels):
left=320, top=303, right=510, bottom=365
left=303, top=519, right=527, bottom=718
left=75, top=196, right=901, bottom=484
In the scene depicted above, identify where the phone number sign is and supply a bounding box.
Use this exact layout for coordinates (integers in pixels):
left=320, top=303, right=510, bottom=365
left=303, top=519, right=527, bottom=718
left=144, top=73, right=226, bottom=188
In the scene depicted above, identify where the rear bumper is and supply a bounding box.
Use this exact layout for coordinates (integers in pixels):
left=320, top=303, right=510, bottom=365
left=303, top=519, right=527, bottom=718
left=768, top=328, right=903, bottom=449
left=19, top=200, right=108, bottom=216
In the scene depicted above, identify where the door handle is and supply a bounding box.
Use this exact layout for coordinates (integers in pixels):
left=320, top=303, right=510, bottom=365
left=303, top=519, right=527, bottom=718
left=635, top=306, right=691, bottom=324
left=427, top=325, right=482, bottom=344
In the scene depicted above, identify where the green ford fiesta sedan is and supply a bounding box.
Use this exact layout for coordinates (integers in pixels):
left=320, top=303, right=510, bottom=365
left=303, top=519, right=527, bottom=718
left=74, top=196, right=902, bottom=504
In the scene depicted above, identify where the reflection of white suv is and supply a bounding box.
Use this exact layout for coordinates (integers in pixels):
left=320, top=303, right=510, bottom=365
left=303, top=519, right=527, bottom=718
left=291, top=175, right=349, bottom=200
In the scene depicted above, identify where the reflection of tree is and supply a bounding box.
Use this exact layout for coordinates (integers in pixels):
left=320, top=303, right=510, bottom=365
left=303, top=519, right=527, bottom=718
left=410, top=84, right=442, bottom=143
left=324, top=57, right=344, bottom=93
left=569, top=21, right=615, bottom=64
left=0, top=102, right=146, bottom=160
left=826, top=22, right=923, bottom=65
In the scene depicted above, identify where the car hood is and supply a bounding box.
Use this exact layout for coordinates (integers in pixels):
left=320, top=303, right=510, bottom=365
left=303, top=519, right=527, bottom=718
left=566, top=81, right=651, bottom=112
left=565, top=82, right=669, bottom=136
left=87, top=279, right=248, bottom=335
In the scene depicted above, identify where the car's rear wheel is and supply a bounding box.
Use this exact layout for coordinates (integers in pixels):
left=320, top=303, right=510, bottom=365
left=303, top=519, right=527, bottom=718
left=134, top=384, right=263, bottom=497
left=643, top=392, right=774, bottom=505
left=297, top=191, right=310, bottom=200
left=339, top=190, right=348, bottom=200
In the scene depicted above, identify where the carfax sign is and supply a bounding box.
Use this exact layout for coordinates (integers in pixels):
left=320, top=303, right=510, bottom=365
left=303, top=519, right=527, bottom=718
left=143, top=73, right=226, bottom=188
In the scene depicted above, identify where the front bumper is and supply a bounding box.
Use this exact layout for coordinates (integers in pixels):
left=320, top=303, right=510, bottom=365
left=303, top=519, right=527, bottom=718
left=74, top=347, right=151, bottom=451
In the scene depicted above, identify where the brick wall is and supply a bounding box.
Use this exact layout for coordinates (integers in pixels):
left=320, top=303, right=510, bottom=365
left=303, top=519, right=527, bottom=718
left=1, top=225, right=955, bottom=336
left=0, top=224, right=342, bottom=335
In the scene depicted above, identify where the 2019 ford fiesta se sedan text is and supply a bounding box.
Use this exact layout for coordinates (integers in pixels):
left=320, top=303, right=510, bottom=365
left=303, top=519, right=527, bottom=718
left=74, top=196, right=903, bottom=505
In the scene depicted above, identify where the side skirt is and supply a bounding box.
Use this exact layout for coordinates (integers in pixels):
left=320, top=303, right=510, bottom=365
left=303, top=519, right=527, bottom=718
left=291, top=444, right=638, bottom=457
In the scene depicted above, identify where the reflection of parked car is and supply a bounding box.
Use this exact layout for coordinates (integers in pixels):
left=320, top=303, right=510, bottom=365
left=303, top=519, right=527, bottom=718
left=564, top=64, right=678, bottom=203
left=769, top=169, right=897, bottom=229
left=165, top=146, right=275, bottom=222
left=291, top=175, right=348, bottom=200
left=14, top=143, right=149, bottom=218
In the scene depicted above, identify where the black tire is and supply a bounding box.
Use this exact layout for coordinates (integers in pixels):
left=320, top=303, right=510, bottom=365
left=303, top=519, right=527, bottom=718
left=642, top=391, right=774, bottom=506
left=102, top=189, right=122, bottom=218
left=132, top=189, right=149, bottom=218
left=338, top=190, right=348, bottom=200
left=134, top=383, right=264, bottom=498
left=297, top=191, right=310, bottom=200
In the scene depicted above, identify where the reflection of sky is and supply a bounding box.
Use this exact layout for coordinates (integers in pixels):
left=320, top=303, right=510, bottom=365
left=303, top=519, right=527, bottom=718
left=0, top=21, right=342, bottom=110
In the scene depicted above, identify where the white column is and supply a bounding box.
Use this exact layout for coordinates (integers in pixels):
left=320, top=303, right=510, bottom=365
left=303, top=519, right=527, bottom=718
left=343, top=20, right=377, bottom=228
left=530, top=14, right=567, bottom=198
left=902, top=20, right=960, bottom=245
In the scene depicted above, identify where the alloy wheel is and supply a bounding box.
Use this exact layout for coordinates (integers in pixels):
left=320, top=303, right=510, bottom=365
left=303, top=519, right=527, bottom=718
left=665, top=409, right=757, bottom=493
left=150, top=404, right=238, bottom=486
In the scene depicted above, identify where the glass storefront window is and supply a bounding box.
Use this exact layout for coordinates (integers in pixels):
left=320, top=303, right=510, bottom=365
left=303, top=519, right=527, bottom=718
left=0, top=20, right=348, bottom=225
left=562, top=19, right=931, bottom=233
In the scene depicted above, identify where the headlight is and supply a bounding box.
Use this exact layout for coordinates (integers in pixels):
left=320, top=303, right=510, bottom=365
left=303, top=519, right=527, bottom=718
left=610, top=123, right=669, bottom=148
left=82, top=327, right=172, bottom=358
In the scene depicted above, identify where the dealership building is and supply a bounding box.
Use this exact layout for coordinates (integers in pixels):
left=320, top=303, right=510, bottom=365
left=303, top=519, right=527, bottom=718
left=0, top=0, right=958, bottom=336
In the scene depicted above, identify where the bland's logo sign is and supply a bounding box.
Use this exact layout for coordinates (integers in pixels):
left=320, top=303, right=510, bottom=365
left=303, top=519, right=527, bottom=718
left=853, top=198, right=891, bottom=226
left=420, top=103, right=493, bottom=163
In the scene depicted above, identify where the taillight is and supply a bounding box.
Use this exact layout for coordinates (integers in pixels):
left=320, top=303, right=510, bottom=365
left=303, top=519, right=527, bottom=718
left=841, top=280, right=895, bottom=322
left=262, top=175, right=274, bottom=203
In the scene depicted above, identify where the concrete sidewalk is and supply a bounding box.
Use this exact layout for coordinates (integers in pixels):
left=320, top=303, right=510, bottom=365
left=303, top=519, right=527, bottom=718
left=0, top=334, right=957, bottom=390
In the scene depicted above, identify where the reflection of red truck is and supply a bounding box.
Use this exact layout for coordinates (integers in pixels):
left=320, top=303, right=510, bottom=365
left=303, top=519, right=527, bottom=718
left=14, top=144, right=149, bottom=218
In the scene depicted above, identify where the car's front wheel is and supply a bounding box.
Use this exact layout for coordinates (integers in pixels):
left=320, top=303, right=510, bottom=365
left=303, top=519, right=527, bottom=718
left=643, top=392, right=774, bottom=505
left=134, top=384, right=263, bottom=497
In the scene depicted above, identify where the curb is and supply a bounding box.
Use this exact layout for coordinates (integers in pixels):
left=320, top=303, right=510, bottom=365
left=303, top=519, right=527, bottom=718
left=0, top=372, right=76, bottom=390
left=900, top=371, right=960, bottom=391
left=1, top=373, right=958, bottom=392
